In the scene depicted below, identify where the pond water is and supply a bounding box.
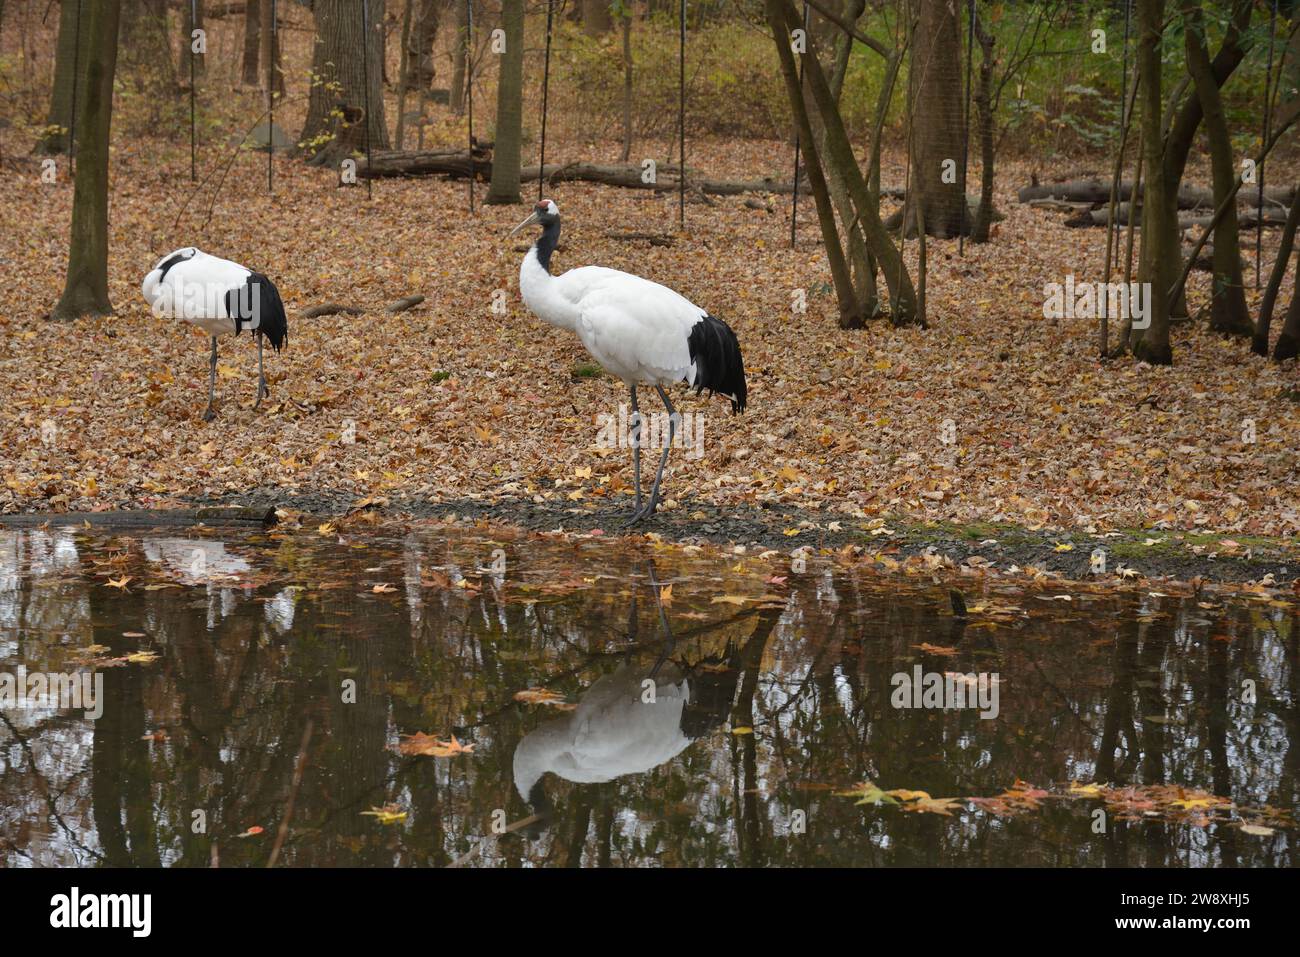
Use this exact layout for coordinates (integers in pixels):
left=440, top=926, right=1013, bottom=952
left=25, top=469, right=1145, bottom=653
left=0, top=521, right=1295, bottom=868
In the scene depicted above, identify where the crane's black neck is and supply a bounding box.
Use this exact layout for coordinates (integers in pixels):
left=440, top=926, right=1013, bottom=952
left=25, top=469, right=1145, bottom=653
left=535, top=219, right=560, bottom=273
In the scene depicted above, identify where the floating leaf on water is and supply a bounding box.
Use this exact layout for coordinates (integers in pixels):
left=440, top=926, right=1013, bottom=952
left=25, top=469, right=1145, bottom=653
left=361, top=805, right=408, bottom=825
left=398, top=732, right=474, bottom=758
left=514, top=687, right=570, bottom=708
left=836, top=781, right=898, bottom=806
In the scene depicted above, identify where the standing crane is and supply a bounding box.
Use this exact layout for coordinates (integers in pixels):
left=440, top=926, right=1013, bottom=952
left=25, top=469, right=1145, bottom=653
left=511, top=200, right=747, bottom=524
left=142, top=248, right=288, bottom=421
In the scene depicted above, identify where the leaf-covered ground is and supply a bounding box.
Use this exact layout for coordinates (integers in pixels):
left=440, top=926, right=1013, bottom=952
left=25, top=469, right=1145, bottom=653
left=2, top=130, right=1297, bottom=542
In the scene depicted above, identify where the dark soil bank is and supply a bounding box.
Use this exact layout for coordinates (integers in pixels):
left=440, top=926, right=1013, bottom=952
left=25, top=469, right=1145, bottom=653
left=171, top=487, right=1297, bottom=587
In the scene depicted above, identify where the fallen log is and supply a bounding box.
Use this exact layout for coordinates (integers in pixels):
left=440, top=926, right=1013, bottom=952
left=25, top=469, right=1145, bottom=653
left=604, top=231, right=675, bottom=246
left=386, top=295, right=426, bottom=313
left=358, top=151, right=912, bottom=200
left=358, top=147, right=491, bottom=180
left=1020, top=177, right=1295, bottom=210
left=0, top=506, right=277, bottom=528
left=1063, top=202, right=1290, bottom=229
left=175, top=1, right=290, bottom=23
left=301, top=303, right=364, bottom=319
left=522, top=161, right=807, bottom=197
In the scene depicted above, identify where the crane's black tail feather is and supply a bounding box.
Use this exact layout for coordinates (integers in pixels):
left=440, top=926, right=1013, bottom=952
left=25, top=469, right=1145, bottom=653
left=687, top=314, right=747, bottom=414
left=226, top=272, right=288, bottom=352
left=678, top=640, right=742, bottom=740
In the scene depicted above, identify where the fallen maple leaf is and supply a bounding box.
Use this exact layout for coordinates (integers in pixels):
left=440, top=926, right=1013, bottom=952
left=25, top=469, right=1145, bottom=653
left=915, top=642, right=958, bottom=656
left=835, top=780, right=898, bottom=806
left=514, top=687, right=570, bottom=707
left=900, top=796, right=962, bottom=816
left=398, top=732, right=475, bottom=758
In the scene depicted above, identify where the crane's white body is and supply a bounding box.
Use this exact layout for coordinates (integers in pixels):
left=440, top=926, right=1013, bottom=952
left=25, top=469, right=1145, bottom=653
left=513, top=664, right=694, bottom=800
left=512, top=199, right=745, bottom=521
left=520, top=252, right=706, bottom=389
left=141, top=246, right=288, bottom=420
left=142, top=248, right=253, bottom=338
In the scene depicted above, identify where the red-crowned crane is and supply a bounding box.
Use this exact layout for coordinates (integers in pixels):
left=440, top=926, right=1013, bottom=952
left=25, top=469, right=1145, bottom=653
left=142, top=247, right=288, bottom=421
left=513, top=562, right=744, bottom=834
left=511, top=199, right=747, bottom=524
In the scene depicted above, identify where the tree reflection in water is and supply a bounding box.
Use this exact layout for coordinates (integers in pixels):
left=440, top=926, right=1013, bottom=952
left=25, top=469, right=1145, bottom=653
left=0, top=524, right=1295, bottom=867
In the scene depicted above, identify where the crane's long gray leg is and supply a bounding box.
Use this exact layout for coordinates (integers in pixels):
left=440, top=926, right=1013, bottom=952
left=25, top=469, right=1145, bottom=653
left=203, top=336, right=218, bottom=422
left=254, top=334, right=267, bottom=410
left=647, top=560, right=676, bottom=679
left=627, top=385, right=677, bottom=525
left=629, top=385, right=643, bottom=512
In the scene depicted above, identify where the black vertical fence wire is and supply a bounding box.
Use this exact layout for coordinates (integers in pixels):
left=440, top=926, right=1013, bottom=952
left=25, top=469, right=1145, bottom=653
left=467, top=0, right=475, bottom=213
left=538, top=0, right=554, bottom=201
left=678, top=0, right=686, bottom=232
left=959, top=0, right=975, bottom=255
left=1259, top=0, right=1279, bottom=289
left=362, top=0, right=374, bottom=199
left=268, top=0, right=276, bottom=193
left=1106, top=0, right=1132, bottom=280
left=790, top=2, right=809, bottom=249
left=69, top=0, right=83, bottom=178
left=190, top=0, right=197, bottom=181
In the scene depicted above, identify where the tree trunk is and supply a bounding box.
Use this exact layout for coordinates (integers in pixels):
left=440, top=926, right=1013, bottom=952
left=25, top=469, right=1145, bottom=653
left=485, top=0, right=524, bottom=204
left=582, top=0, right=612, bottom=36
left=906, top=0, right=967, bottom=238
left=300, top=0, right=391, bottom=167
left=36, top=0, right=92, bottom=155
left=971, top=7, right=995, bottom=243
left=1159, top=0, right=1251, bottom=318
left=810, top=0, right=874, bottom=311
left=52, top=0, right=122, bottom=322
left=1255, top=186, right=1300, bottom=356
left=449, top=0, right=468, bottom=114
left=395, top=0, right=414, bottom=148
left=180, top=0, right=205, bottom=79
left=767, top=0, right=917, bottom=327
left=258, top=0, right=273, bottom=100
left=241, top=0, right=259, bottom=86
left=1273, top=265, right=1300, bottom=361
left=793, top=5, right=914, bottom=324
left=120, top=0, right=175, bottom=92
left=766, top=0, right=859, bottom=326
left=619, top=9, right=633, bottom=163
left=257, top=0, right=283, bottom=98
left=1132, top=0, right=1173, bottom=365
left=1181, top=0, right=1250, bottom=337
left=404, top=0, right=439, bottom=92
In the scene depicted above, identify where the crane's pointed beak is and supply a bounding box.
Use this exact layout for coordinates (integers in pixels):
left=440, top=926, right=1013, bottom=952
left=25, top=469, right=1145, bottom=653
left=508, top=210, right=540, bottom=237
